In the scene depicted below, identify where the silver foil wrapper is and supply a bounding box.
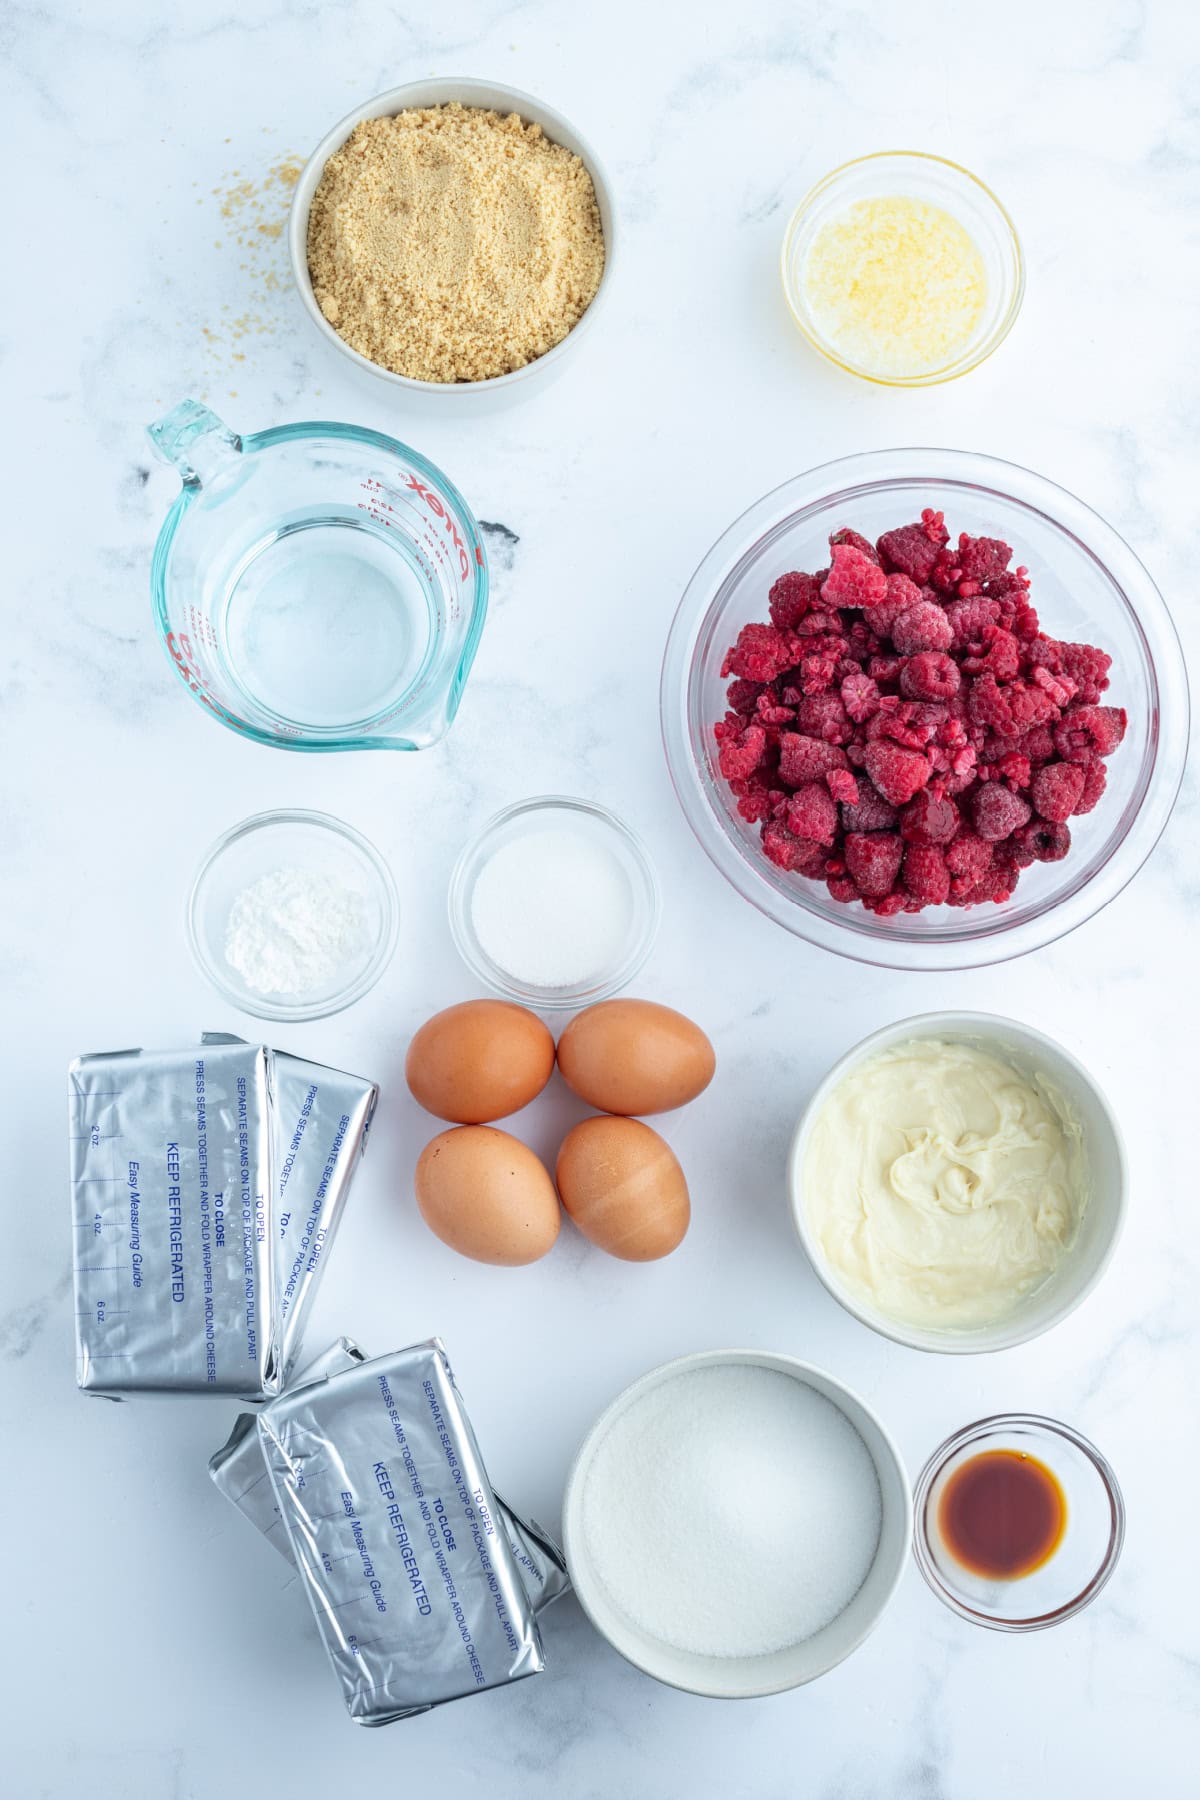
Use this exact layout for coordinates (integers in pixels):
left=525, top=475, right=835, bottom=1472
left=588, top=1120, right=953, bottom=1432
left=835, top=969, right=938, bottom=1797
left=70, top=1041, right=277, bottom=1394
left=269, top=1051, right=377, bottom=1373
left=70, top=1039, right=377, bottom=1397
left=257, top=1341, right=546, bottom=1724
left=209, top=1338, right=569, bottom=1614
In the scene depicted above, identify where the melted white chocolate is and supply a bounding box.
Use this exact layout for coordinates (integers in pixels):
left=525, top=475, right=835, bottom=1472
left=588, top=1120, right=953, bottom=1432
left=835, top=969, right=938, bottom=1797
left=803, top=1038, right=1088, bottom=1329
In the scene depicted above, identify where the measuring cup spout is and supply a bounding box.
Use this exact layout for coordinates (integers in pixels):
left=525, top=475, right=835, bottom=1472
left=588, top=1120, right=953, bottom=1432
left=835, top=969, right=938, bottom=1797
left=147, top=400, right=242, bottom=488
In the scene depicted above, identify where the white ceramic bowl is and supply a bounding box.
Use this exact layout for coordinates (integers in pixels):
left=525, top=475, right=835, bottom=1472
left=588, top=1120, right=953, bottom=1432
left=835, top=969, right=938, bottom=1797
left=788, top=1012, right=1127, bottom=1354
left=561, top=1349, right=911, bottom=1697
left=288, top=78, right=616, bottom=395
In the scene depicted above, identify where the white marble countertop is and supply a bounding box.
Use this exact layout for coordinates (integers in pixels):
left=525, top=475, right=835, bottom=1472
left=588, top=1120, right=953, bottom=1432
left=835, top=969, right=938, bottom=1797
left=5, top=1, right=1197, bottom=1793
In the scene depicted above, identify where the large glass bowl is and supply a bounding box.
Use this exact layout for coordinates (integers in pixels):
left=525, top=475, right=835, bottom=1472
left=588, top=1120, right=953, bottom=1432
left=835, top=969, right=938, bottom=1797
left=660, top=449, right=1188, bottom=971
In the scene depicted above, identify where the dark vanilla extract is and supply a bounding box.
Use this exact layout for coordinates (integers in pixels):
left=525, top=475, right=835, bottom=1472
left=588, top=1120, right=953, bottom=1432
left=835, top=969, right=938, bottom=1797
left=938, top=1449, right=1066, bottom=1579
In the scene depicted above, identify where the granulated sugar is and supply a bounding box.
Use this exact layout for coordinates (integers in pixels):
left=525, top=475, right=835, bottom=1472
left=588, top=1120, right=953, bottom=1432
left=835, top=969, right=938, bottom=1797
left=582, top=1364, right=882, bottom=1658
left=470, top=825, right=634, bottom=990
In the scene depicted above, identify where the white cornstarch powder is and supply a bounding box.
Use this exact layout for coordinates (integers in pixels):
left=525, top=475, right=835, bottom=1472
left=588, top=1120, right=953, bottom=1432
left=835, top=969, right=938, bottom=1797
left=582, top=1364, right=882, bottom=1658
left=469, top=825, right=635, bottom=990
left=223, top=866, right=370, bottom=997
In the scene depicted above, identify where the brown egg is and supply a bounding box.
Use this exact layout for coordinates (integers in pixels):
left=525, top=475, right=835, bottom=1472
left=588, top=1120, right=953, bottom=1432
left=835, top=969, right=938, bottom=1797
left=415, top=1126, right=560, bottom=1265
left=406, top=1000, right=555, bottom=1124
left=556, top=1000, right=715, bottom=1116
left=555, top=1116, right=690, bottom=1261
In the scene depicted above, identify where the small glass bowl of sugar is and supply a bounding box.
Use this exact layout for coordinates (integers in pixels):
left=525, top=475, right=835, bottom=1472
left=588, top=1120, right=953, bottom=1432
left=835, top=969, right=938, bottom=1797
left=448, top=796, right=660, bottom=1009
left=188, top=808, right=399, bottom=1022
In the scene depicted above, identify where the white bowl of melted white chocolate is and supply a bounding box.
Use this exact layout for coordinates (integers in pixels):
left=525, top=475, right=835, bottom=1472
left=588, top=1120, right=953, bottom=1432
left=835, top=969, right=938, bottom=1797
left=788, top=1012, right=1127, bottom=1354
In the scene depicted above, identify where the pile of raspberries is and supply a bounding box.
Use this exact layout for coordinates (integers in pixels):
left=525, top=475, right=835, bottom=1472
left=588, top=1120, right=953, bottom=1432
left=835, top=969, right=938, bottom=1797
left=713, top=510, right=1125, bottom=914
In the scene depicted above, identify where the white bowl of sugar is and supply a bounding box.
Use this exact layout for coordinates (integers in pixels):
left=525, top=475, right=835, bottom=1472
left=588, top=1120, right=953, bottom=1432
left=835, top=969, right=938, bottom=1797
left=561, top=1349, right=911, bottom=1696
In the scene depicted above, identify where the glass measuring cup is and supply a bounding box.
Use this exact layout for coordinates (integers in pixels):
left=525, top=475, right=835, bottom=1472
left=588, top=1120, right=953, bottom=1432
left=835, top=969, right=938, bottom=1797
left=148, top=401, right=488, bottom=750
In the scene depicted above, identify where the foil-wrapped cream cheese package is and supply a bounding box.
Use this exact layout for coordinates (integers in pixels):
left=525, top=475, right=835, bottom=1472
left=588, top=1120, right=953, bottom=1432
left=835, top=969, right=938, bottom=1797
left=270, top=1048, right=377, bottom=1370
left=69, top=1038, right=377, bottom=1395
left=257, top=1340, right=546, bottom=1723
left=209, top=1337, right=570, bottom=1614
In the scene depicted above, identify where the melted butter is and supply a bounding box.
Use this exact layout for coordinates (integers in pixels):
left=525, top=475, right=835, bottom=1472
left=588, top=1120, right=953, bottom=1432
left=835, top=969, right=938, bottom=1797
left=804, top=1038, right=1088, bottom=1329
left=802, top=195, right=987, bottom=378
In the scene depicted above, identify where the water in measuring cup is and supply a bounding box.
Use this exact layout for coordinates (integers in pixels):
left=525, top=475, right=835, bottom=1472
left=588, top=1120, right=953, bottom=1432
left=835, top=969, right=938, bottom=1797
left=218, top=510, right=434, bottom=730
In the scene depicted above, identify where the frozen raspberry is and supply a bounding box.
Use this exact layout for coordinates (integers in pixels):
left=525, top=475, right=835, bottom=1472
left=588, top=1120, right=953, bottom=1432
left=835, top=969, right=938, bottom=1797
left=755, top=698, right=796, bottom=726
left=1022, top=724, right=1056, bottom=766
left=821, top=543, right=888, bottom=610
left=1030, top=664, right=1077, bottom=710
left=721, top=624, right=801, bottom=683
left=992, top=751, right=1032, bottom=788
left=844, top=831, right=904, bottom=897
left=945, top=595, right=1001, bottom=649
left=970, top=864, right=1020, bottom=905
left=778, top=733, right=848, bottom=786
left=945, top=831, right=993, bottom=898
left=1014, top=818, right=1071, bottom=863
left=864, top=573, right=923, bottom=638
left=1030, top=761, right=1086, bottom=822
left=731, top=774, right=777, bottom=823
left=1054, top=704, right=1127, bottom=763
left=890, top=603, right=954, bottom=656
left=1029, top=638, right=1112, bottom=706
left=793, top=694, right=852, bottom=743
left=862, top=891, right=909, bottom=917
left=1074, top=760, right=1108, bottom=815
left=864, top=742, right=932, bottom=805
left=762, top=821, right=826, bottom=874
left=902, top=844, right=950, bottom=905
left=900, top=652, right=961, bottom=701
left=867, top=699, right=938, bottom=751
left=784, top=782, right=839, bottom=847
left=715, top=721, right=767, bottom=781
left=725, top=678, right=763, bottom=716
left=867, top=654, right=904, bottom=686
left=967, top=628, right=1022, bottom=683
left=793, top=611, right=845, bottom=640
left=841, top=790, right=899, bottom=832
left=952, top=534, right=1012, bottom=585
left=900, top=789, right=960, bottom=845
left=829, top=527, right=880, bottom=565
left=968, top=675, right=1058, bottom=738
left=841, top=669, right=881, bottom=723
left=768, top=570, right=821, bottom=630
left=826, top=769, right=859, bottom=806
left=972, top=784, right=1033, bottom=841
left=826, top=873, right=859, bottom=905
left=876, top=511, right=948, bottom=583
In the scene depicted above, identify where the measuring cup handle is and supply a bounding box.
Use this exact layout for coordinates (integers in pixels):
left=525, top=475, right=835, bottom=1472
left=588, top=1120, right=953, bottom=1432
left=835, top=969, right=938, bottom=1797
left=147, top=400, right=242, bottom=487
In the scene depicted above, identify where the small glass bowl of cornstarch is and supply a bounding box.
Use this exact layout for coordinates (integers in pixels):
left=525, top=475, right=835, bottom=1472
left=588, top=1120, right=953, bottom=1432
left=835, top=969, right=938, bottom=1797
left=781, top=151, right=1024, bottom=385
left=448, top=796, right=660, bottom=1009
left=187, top=809, right=399, bottom=1022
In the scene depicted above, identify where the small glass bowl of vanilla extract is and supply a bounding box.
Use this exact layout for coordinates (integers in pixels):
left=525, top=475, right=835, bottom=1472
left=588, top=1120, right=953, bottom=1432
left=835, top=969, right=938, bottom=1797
left=913, top=1415, right=1125, bottom=1631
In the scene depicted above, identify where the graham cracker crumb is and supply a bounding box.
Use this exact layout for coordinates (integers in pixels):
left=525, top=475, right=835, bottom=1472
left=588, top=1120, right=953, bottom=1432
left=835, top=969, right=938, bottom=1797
left=307, top=103, right=605, bottom=383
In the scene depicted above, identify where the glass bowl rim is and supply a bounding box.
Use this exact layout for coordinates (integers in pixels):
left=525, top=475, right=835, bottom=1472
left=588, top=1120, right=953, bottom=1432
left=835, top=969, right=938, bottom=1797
left=912, top=1411, right=1126, bottom=1631
left=780, top=149, right=1025, bottom=387
left=186, top=806, right=400, bottom=1021
left=447, top=794, right=662, bottom=1009
left=660, top=446, right=1190, bottom=972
